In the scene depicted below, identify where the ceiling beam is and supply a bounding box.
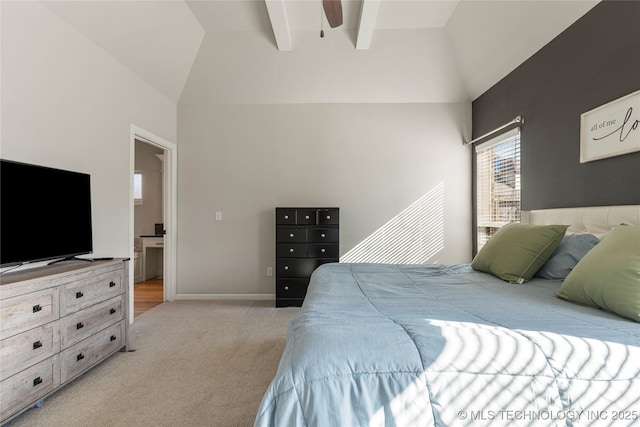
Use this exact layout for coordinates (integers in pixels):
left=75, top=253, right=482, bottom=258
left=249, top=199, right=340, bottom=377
left=265, top=0, right=292, bottom=51
left=356, top=0, right=380, bottom=50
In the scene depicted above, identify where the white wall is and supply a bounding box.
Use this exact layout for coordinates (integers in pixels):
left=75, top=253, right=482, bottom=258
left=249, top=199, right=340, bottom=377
left=1, top=1, right=473, bottom=298
left=1, top=2, right=176, bottom=263
left=177, top=103, right=471, bottom=296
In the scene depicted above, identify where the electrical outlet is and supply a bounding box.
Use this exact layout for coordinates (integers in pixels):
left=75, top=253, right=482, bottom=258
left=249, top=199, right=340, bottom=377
left=215, top=211, right=222, bottom=221
left=266, top=267, right=273, bottom=277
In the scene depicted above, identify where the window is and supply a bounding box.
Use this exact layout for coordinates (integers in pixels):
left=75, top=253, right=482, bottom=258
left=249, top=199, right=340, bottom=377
left=134, top=171, right=143, bottom=205
left=475, top=128, right=521, bottom=250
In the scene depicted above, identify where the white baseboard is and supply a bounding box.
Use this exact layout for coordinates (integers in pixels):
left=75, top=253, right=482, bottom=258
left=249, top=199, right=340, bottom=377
left=175, top=293, right=275, bottom=301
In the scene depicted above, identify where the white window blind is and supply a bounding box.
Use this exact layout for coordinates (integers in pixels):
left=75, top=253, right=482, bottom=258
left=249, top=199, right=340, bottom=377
left=475, top=128, right=521, bottom=249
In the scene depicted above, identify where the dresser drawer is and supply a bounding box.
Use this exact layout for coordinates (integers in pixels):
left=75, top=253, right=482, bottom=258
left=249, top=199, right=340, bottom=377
left=276, top=279, right=309, bottom=299
left=61, top=295, right=125, bottom=348
left=0, top=356, right=60, bottom=423
left=276, top=258, right=319, bottom=277
left=60, top=270, right=123, bottom=315
left=276, top=208, right=297, bottom=225
left=0, top=323, right=60, bottom=381
left=60, top=320, right=125, bottom=383
left=296, top=209, right=317, bottom=225
left=307, top=244, right=339, bottom=258
left=0, top=288, right=60, bottom=340
left=307, top=227, right=339, bottom=243
left=276, top=243, right=307, bottom=258
left=317, top=209, right=339, bottom=225
left=276, top=228, right=307, bottom=243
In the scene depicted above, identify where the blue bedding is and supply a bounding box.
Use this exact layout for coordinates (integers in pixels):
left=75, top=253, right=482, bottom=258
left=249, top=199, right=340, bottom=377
left=255, top=263, right=640, bottom=426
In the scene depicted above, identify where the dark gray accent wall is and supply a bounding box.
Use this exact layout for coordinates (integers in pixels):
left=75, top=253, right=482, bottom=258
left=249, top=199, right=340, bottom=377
left=472, top=0, right=640, bottom=210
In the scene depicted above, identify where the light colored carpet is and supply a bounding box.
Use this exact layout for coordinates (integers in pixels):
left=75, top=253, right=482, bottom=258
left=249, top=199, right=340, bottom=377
left=5, top=300, right=300, bottom=427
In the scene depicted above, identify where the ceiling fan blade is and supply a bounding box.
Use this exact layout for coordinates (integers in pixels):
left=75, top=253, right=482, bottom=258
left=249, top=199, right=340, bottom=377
left=322, top=0, right=343, bottom=28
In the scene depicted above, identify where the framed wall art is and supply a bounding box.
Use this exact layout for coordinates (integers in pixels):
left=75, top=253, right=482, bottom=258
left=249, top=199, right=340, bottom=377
left=580, top=89, right=640, bottom=163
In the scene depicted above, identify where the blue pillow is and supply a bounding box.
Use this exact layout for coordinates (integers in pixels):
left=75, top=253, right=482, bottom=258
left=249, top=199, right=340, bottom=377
left=535, top=233, right=600, bottom=280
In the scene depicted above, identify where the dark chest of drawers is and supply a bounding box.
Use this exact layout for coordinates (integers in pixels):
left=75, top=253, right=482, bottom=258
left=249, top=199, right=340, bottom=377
left=275, top=207, right=339, bottom=307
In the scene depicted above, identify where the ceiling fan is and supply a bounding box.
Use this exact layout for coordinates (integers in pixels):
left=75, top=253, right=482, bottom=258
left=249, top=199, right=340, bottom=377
left=322, top=0, right=343, bottom=31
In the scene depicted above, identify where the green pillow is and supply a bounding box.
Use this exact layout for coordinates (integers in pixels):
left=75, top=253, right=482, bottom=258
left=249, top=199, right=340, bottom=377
left=556, top=225, right=640, bottom=322
left=471, top=223, right=568, bottom=283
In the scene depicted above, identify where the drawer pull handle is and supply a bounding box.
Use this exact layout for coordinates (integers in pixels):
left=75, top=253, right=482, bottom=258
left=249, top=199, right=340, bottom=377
left=305, top=215, right=310, bottom=219
left=76, top=292, right=84, bottom=299
left=321, top=248, right=326, bottom=253
left=321, top=233, right=326, bottom=238
left=326, top=215, right=331, bottom=220
left=283, top=266, right=289, bottom=271
left=33, top=341, right=43, bottom=350
left=77, top=353, right=85, bottom=361
left=289, top=233, right=294, bottom=238
left=110, top=308, right=117, bottom=315
left=33, top=377, right=43, bottom=387
left=76, top=322, right=84, bottom=330
left=110, top=335, right=117, bottom=342
left=289, top=248, right=294, bottom=253
left=109, top=281, right=116, bottom=288
left=32, top=304, right=42, bottom=313
left=284, top=215, right=289, bottom=219
left=284, top=286, right=289, bottom=291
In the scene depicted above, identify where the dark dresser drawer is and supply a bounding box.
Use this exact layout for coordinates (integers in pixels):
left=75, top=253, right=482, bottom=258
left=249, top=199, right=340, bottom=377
left=276, top=279, right=309, bottom=299
left=296, top=209, right=317, bottom=225
left=317, top=209, right=339, bottom=225
left=308, top=228, right=339, bottom=243
left=276, top=228, right=307, bottom=243
left=276, top=259, right=319, bottom=278
left=307, top=244, right=339, bottom=258
left=276, top=209, right=297, bottom=225
left=276, top=244, right=307, bottom=258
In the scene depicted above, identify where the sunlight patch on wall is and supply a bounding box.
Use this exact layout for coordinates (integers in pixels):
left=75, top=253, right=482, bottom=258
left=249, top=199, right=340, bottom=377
left=340, top=182, right=445, bottom=264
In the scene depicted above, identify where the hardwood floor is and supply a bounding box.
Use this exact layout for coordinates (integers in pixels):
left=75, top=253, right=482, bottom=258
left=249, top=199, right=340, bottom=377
left=134, top=277, right=164, bottom=317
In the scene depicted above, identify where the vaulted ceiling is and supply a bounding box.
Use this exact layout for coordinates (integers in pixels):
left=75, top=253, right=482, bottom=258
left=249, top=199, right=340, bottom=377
left=43, top=0, right=599, bottom=104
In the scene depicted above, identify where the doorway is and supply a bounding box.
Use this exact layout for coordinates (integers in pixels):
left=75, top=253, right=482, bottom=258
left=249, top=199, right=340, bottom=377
left=129, top=125, right=177, bottom=321
left=134, top=140, right=164, bottom=316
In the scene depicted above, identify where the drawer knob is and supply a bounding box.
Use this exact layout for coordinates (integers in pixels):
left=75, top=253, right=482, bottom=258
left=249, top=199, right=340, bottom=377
left=284, top=286, right=289, bottom=291
left=32, top=304, right=42, bottom=313
left=76, top=322, right=84, bottom=330
left=289, top=248, right=294, bottom=253
left=326, top=215, right=331, bottom=220
left=33, top=341, right=43, bottom=350
left=110, top=308, right=117, bottom=315
left=321, top=233, right=326, bottom=238
left=76, top=291, right=84, bottom=299
left=284, top=215, right=289, bottom=219
left=33, top=377, right=43, bottom=387
left=110, top=335, right=117, bottom=342
left=289, top=233, right=294, bottom=237
left=109, top=281, right=116, bottom=288
left=305, top=215, right=310, bottom=219
left=283, top=266, right=289, bottom=271
left=321, top=248, right=326, bottom=253
left=76, top=353, right=85, bottom=361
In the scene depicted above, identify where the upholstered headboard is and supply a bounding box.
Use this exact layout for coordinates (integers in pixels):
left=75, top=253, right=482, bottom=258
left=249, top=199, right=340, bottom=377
left=523, top=205, right=640, bottom=238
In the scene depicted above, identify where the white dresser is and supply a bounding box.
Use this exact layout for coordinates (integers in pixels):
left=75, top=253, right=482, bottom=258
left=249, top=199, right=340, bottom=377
left=0, top=259, right=129, bottom=425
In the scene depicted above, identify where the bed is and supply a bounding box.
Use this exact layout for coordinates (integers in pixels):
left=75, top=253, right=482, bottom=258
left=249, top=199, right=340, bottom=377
left=255, top=206, right=640, bottom=427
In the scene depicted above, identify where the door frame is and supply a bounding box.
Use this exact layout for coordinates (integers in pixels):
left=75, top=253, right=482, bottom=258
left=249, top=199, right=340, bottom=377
left=129, top=125, right=177, bottom=319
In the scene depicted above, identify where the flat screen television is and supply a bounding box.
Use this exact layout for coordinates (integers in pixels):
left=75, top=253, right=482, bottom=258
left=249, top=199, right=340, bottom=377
left=1, top=159, right=93, bottom=267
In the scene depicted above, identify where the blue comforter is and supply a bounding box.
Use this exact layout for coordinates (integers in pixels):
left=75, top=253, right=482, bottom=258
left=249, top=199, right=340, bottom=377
left=255, top=263, right=640, bottom=426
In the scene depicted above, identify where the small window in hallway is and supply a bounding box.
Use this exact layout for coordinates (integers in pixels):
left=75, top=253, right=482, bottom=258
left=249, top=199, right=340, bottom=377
left=134, top=171, right=143, bottom=204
